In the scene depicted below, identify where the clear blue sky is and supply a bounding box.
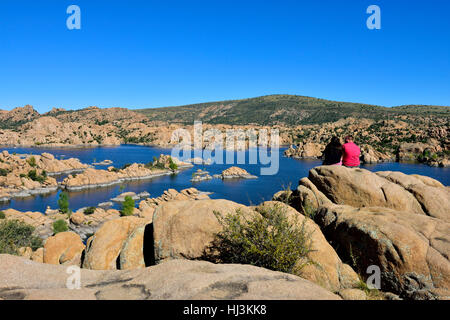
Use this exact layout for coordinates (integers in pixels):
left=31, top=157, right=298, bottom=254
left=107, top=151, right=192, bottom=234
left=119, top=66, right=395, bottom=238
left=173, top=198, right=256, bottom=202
left=0, top=0, right=449, bottom=113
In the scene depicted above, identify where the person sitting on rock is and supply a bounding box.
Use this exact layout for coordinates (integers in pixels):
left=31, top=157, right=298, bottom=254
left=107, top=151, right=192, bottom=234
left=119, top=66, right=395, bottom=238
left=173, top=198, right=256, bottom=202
left=322, top=136, right=343, bottom=165
left=342, top=135, right=361, bottom=168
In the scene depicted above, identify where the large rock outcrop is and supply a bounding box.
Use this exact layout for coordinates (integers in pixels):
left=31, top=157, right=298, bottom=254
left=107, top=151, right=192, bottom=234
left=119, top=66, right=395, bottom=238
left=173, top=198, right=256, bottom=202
left=315, top=204, right=450, bottom=299
left=360, top=145, right=393, bottom=164
left=0, top=254, right=340, bottom=300
left=43, top=232, right=85, bottom=266
left=284, top=143, right=324, bottom=159
left=220, top=167, right=257, bottom=179
left=282, top=165, right=450, bottom=299
left=82, top=216, right=149, bottom=270
left=152, top=199, right=253, bottom=262
left=305, top=166, right=449, bottom=221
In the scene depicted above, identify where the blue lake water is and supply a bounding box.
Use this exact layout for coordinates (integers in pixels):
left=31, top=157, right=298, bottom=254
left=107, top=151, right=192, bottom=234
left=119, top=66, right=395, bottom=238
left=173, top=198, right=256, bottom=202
left=1, top=145, right=449, bottom=212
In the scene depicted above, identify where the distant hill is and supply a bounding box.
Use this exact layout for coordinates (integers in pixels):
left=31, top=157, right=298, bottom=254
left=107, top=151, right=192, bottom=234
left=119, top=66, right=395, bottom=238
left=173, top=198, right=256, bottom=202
left=136, top=94, right=450, bottom=126
left=0, top=105, right=40, bottom=129
left=1, top=95, right=448, bottom=129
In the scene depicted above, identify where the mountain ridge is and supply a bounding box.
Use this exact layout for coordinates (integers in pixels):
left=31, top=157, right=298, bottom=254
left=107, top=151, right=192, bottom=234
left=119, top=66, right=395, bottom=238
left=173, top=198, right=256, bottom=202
left=135, top=94, right=450, bottom=126
left=1, top=94, right=449, bottom=129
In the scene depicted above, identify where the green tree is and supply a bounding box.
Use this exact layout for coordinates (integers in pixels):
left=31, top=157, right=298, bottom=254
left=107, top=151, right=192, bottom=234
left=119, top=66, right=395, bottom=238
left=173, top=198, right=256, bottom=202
left=120, top=196, right=135, bottom=216
left=58, top=192, right=70, bottom=214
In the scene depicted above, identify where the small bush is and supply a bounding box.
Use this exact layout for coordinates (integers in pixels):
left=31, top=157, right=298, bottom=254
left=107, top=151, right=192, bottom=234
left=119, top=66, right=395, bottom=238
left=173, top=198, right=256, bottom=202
left=120, top=196, right=135, bottom=216
left=58, top=192, right=70, bottom=214
left=209, top=204, right=313, bottom=274
left=0, top=211, right=5, bottom=219
left=27, top=169, right=46, bottom=183
left=27, top=169, right=37, bottom=180
left=83, top=206, right=96, bottom=215
left=53, top=219, right=69, bottom=234
left=169, top=157, right=178, bottom=171
left=26, top=156, right=37, bottom=167
left=0, top=168, right=9, bottom=176
left=0, top=220, right=43, bottom=255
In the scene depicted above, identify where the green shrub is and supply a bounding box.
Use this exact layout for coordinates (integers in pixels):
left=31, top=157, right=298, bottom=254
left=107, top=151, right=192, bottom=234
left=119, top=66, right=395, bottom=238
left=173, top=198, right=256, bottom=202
left=0, top=220, right=43, bottom=255
left=0, top=168, right=9, bottom=176
left=52, top=219, right=69, bottom=234
left=26, top=156, right=37, bottom=167
left=209, top=204, right=313, bottom=274
left=0, top=211, right=5, bottom=219
left=58, top=192, right=70, bottom=214
left=27, top=169, right=37, bottom=180
left=27, top=169, right=46, bottom=183
left=83, top=206, right=96, bottom=215
left=120, top=196, right=135, bottom=216
left=154, top=162, right=166, bottom=169
left=169, top=157, right=178, bottom=171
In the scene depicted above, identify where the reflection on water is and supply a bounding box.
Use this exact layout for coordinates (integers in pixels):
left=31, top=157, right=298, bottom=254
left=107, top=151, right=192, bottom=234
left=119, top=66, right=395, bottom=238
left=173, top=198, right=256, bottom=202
left=1, top=145, right=449, bottom=212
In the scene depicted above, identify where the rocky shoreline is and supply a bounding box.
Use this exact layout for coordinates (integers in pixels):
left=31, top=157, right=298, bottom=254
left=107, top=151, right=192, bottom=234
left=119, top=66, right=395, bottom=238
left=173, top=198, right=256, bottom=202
left=62, top=169, right=178, bottom=191
left=191, top=166, right=258, bottom=182
left=0, top=151, right=88, bottom=202
left=0, top=152, right=196, bottom=201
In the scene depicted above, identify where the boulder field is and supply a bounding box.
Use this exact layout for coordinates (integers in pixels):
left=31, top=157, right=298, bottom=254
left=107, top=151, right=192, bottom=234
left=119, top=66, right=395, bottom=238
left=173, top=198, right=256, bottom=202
left=275, top=165, right=450, bottom=300
left=1, top=166, right=448, bottom=300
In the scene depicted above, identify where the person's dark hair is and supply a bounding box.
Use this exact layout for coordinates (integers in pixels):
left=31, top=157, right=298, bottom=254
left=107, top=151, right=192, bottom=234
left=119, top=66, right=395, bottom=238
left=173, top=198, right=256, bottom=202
left=323, top=136, right=342, bottom=165
left=344, top=135, right=353, bottom=143
left=329, top=136, right=341, bottom=147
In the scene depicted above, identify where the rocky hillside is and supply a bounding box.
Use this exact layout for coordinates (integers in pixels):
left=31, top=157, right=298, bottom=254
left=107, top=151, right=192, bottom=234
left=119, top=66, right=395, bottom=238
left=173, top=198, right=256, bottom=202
left=0, top=105, right=40, bottom=129
left=0, top=105, right=160, bottom=146
left=136, top=94, right=450, bottom=126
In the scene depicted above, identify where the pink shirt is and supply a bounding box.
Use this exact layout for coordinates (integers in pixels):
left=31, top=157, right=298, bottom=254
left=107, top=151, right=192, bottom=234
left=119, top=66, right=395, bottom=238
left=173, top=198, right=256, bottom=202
left=342, top=142, right=360, bottom=167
